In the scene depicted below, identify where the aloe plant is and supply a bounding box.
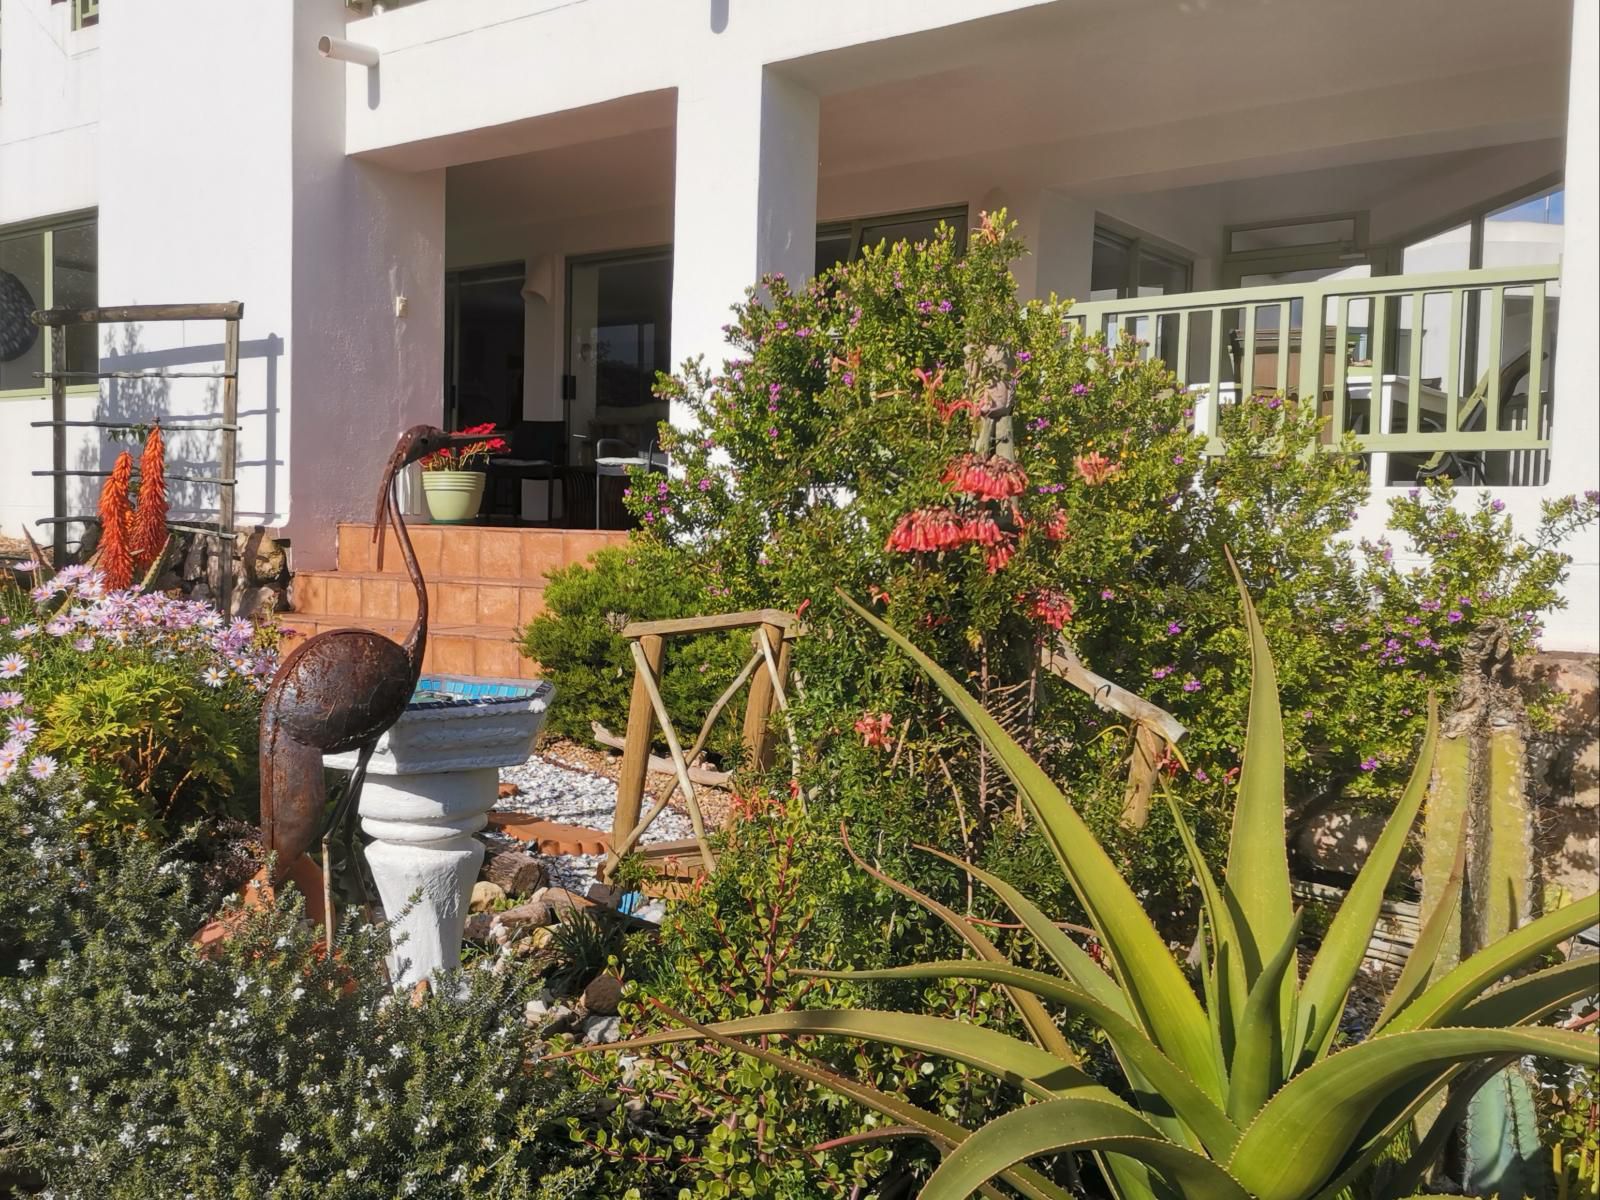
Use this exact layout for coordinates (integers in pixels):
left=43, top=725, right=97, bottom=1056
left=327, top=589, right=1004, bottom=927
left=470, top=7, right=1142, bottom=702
left=614, top=564, right=1599, bottom=1200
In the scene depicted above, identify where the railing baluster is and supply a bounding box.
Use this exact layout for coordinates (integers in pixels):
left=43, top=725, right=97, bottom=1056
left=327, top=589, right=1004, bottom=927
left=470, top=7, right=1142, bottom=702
left=1275, top=301, right=1291, bottom=396
left=1369, top=293, right=1388, bottom=434
left=1484, top=286, right=1504, bottom=434
left=1445, top=288, right=1463, bottom=435
left=1406, top=291, right=1424, bottom=436
left=1205, top=308, right=1223, bottom=445
left=1241, top=306, right=1256, bottom=398
left=1175, top=311, right=1191, bottom=386
left=1331, top=295, right=1349, bottom=438
left=1527, top=281, right=1546, bottom=427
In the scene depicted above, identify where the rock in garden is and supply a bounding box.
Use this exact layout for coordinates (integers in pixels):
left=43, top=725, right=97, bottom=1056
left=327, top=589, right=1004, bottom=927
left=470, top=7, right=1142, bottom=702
left=581, top=973, right=623, bottom=1016
left=496, top=897, right=555, bottom=930
left=483, top=846, right=546, bottom=897
left=462, top=912, right=494, bottom=941
left=469, top=881, right=505, bottom=912
left=582, top=1014, right=622, bottom=1045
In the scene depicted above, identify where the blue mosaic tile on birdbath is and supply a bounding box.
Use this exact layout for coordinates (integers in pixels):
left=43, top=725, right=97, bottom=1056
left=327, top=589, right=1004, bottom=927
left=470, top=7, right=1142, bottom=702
left=409, top=674, right=544, bottom=710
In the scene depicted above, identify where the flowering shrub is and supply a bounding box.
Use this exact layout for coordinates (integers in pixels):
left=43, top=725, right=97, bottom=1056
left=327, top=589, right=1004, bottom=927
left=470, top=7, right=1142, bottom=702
left=0, top=565, right=274, bottom=835
left=0, top=770, right=597, bottom=1199
left=614, top=214, right=1593, bottom=916
left=418, top=422, right=507, bottom=471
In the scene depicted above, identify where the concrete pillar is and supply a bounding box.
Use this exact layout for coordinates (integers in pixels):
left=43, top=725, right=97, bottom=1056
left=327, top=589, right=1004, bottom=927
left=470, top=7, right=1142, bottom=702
left=1031, top=190, right=1097, bottom=305
left=1547, top=0, right=1599, bottom=652
left=669, top=65, right=818, bottom=426
left=97, top=0, right=444, bottom=572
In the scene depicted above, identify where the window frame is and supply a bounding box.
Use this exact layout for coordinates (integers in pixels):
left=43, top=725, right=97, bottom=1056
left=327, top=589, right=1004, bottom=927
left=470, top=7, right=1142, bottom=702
left=1393, top=175, right=1564, bottom=274
left=815, top=203, right=969, bottom=268
left=0, top=210, right=99, bottom=402
left=1090, top=219, right=1195, bottom=301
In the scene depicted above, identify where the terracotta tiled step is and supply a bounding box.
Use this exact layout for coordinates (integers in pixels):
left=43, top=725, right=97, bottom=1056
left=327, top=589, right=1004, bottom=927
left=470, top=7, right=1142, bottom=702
left=292, top=571, right=546, bottom=629
left=486, top=813, right=611, bottom=856
left=336, top=522, right=626, bottom=580
left=279, top=614, right=535, bottom=679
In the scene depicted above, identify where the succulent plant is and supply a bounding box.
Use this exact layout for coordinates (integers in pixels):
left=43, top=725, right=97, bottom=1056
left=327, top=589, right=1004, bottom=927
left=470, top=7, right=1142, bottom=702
left=615, top=560, right=1598, bottom=1200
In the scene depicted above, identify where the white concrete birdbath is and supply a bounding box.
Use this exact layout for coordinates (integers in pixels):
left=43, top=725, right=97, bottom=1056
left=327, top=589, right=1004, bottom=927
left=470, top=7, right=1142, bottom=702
left=326, top=674, right=554, bottom=988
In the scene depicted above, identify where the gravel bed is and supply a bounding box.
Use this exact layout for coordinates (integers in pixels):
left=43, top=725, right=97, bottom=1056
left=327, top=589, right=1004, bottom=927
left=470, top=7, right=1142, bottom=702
left=492, top=745, right=696, bottom=895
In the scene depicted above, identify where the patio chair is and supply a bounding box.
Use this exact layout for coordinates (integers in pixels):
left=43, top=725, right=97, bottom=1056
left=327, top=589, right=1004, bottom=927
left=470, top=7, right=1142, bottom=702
left=1413, top=349, right=1536, bottom=485
left=593, top=436, right=667, bottom=529
left=485, top=420, right=564, bottom=522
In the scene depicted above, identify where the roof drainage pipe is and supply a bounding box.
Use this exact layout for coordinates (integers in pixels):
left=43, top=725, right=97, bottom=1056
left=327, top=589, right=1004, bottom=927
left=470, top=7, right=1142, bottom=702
left=317, top=35, right=380, bottom=67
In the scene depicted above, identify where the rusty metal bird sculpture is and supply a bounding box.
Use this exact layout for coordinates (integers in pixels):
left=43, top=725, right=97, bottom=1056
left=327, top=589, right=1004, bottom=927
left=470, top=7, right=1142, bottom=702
left=257, top=425, right=480, bottom=914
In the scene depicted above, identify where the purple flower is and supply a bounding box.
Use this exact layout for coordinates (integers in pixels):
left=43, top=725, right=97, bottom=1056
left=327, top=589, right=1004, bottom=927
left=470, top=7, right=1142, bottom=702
left=1360, top=757, right=1379, bottom=772
left=5, top=716, right=37, bottom=744
left=1193, top=768, right=1209, bottom=783
left=1027, top=417, right=1051, bottom=432
left=27, top=754, right=57, bottom=781
left=698, top=478, right=712, bottom=491
left=1173, top=455, right=1185, bottom=465
left=1071, top=383, right=1089, bottom=396
left=1267, top=396, right=1282, bottom=409
left=0, top=655, right=25, bottom=679
left=1167, top=622, right=1183, bottom=635
left=1182, top=679, right=1202, bottom=692
left=842, top=372, right=855, bottom=387
left=1016, top=351, right=1032, bottom=363
left=917, top=301, right=933, bottom=314
left=1152, top=665, right=1174, bottom=680
left=73, top=636, right=93, bottom=652
left=1100, top=589, right=1115, bottom=600
left=1490, top=498, right=1505, bottom=513
left=1447, top=610, right=1464, bottom=623
left=768, top=427, right=779, bottom=438
left=938, top=299, right=953, bottom=313
left=0, top=691, right=22, bottom=710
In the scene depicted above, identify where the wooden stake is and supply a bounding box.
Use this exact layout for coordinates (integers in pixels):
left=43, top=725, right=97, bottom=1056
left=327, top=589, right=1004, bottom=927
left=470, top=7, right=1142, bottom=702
left=610, top=633, right=664, bottom=870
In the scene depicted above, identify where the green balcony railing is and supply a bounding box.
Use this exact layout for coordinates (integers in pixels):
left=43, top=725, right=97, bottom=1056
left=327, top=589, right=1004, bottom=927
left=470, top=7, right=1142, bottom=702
left=74, top=0, right=98, bottom=29
left=1067, top=264, right=1560, bottom=486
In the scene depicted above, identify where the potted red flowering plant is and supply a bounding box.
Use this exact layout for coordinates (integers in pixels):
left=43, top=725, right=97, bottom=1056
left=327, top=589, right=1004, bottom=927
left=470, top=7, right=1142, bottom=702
left=418, top=422, right=506, bottom=524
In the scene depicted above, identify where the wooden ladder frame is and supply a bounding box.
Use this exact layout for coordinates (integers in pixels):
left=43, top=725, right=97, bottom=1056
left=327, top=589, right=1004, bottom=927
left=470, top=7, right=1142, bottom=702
left=605, top=608, right=801, bottom=886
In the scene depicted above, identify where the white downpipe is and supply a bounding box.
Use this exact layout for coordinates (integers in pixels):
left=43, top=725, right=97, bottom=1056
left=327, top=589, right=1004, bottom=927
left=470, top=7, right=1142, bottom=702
left=317, top=36, right=380, bottom=68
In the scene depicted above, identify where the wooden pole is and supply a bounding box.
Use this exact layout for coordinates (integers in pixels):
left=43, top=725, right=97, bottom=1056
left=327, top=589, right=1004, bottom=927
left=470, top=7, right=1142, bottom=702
left=219, top=316, right=239, bottom=616
left=50, top=326, right=68, bottom=567
left=610, top=633, right=664, bottom=867
left=741, top=621, right=787, bottom=772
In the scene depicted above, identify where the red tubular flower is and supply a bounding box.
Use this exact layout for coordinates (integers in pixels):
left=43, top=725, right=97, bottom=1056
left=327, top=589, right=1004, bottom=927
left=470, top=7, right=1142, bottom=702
left=1029, top=589, right=1075, bottom=629
left=984, top=538, right=1016, bottom=574
left=886, top=507, right=967, bottom=553
left=1074, top=450, right=1121, bottom=486
left=97, top=451, right=135, bottom=591
left=1044, top=509, right=1069, bottom=541
left=962, top=513, right=1005, bottom=546
left=942, top=454, right=1029, bottom=500
left=853, top=711, right=895, bottom=750
left=130, top=424, right=169, bottom=574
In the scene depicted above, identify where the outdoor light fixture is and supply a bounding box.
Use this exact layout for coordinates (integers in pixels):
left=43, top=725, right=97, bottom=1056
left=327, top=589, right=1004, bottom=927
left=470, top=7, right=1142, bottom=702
left=317, top=35, right=380, bottom=67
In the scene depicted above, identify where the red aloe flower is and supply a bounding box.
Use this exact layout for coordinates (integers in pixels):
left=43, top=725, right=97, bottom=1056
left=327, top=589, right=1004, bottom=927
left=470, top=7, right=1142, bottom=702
left=1074, top=451, right=1121, bottom=486
left=130, top=424, right=169, bottom=574
left=97, top=451, right=135, bottom=591
left=942, top=454, right=1029, bottom=500
left=1043, top=509, right=1069, bottom=541
left=962, top=513, right=1005, bottom=546
left=984, top=538, right=1016, bottom=574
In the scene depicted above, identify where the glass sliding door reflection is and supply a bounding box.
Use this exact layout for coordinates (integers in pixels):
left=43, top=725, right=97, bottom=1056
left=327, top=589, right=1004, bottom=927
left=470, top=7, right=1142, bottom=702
left=566, top=249, right=672, bottom=463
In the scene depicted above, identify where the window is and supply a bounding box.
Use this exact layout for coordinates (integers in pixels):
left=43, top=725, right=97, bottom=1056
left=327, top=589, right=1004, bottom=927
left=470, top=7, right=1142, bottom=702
left=1403, top=185, right=1564, bottom=274
left=815, top=206, right=968, bottom=274
left=49, top=0, right=97, bottom=30
left=0, top=214, right=97, bottom=396
left=1089, top=226, right=1193, bottom=301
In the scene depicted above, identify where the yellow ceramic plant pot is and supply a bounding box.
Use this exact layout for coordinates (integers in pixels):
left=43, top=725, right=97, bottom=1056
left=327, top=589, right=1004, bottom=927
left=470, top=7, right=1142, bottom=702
left=421, top=470, right=485, bottom=524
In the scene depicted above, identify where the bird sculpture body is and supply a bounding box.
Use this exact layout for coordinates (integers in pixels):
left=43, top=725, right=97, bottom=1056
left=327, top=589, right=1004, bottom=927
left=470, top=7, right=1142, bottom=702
left=258, top=425, right=479, bottom=884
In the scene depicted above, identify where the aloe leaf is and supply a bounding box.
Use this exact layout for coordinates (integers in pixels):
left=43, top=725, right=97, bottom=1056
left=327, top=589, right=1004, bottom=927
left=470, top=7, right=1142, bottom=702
left=1225, top=909, right=1304, bottom=1125
left=1385, top=893, right=1600, bottom=1033
left=1378, top=1058, right=1516, bottom=1199
left=839, top=589, right=1224, bottom=1104
left=1220, top=551, right=1296, bottom=1021
left=651, top=1004, right=1071, bottom=1200
left=807, top=961, right=1241, bottom=1160
left=605, top=1009, right=1108, bottom=1104
left=1452, top=956, right=1600, bottom=1028
left=920, top=1098, right=1251, bottom=1200
left=1225, top=1027, right=1600, bottom=1200
left=1294, top=700, right=1439, bottom=1065
left=914, top=843, right=1134, bottom=1021
left=1373, top=818, right=1469, bottom=1032
left=839, top=826, right=1076, bottom=1061
left=1165, top=793, right=1247, bottom=1069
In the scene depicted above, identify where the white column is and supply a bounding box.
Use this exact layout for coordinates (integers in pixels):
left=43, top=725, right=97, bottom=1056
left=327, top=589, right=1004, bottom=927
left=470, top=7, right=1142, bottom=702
left=1546, top=0, right=1599, bottom=652
left=96, top=1, right=445, bottom=572
left=669, top=65, right=818, bottom=427
left=1030, top=190, right=1098, bottom=305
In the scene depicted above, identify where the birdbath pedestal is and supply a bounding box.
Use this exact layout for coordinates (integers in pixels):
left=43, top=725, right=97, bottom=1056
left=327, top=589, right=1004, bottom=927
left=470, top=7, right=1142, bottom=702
left=326, top=676, right=553, bottom=989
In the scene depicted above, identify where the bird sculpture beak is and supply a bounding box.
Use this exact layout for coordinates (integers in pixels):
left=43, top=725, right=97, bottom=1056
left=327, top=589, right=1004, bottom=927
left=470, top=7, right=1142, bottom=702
left=372, top=434, right=493, bottom=569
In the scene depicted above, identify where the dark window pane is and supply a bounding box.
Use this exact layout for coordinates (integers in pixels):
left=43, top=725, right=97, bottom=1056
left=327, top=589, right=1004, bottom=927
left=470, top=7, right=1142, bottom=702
left=1136, top=249, right=1188, bottom=297
left=1090, top=231, right=1131, bottom=300
left=52, top=222, right=97, bottom=374
left=0, top=231, right=46, bottom=393
left=857, top=214, right=965, bottom=257
left=815, top=231, right=852, bottom=275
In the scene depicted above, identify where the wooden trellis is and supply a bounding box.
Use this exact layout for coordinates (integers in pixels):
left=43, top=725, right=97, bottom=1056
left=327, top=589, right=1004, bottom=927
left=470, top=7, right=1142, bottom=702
left=603, top=609, right=802, bottom=888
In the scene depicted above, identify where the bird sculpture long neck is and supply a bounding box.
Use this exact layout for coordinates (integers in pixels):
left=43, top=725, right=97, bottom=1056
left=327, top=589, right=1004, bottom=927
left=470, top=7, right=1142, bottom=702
left=387, top=481, right=429, bottom=681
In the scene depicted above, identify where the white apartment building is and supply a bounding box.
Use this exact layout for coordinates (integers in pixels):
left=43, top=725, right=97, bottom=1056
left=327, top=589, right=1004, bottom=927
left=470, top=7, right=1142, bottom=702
left=1, top=0, right=1596, bottom=647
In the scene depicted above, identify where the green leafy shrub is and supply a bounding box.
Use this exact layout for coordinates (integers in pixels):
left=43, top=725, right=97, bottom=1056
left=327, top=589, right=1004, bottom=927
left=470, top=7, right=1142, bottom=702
left=1, top=565, right=269, bottom=837
left=519, top=543, right=752, bottom=764
left=0, top=769, right=598, bottom=1199
left=620, top=581, right=1600, bottom=1200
